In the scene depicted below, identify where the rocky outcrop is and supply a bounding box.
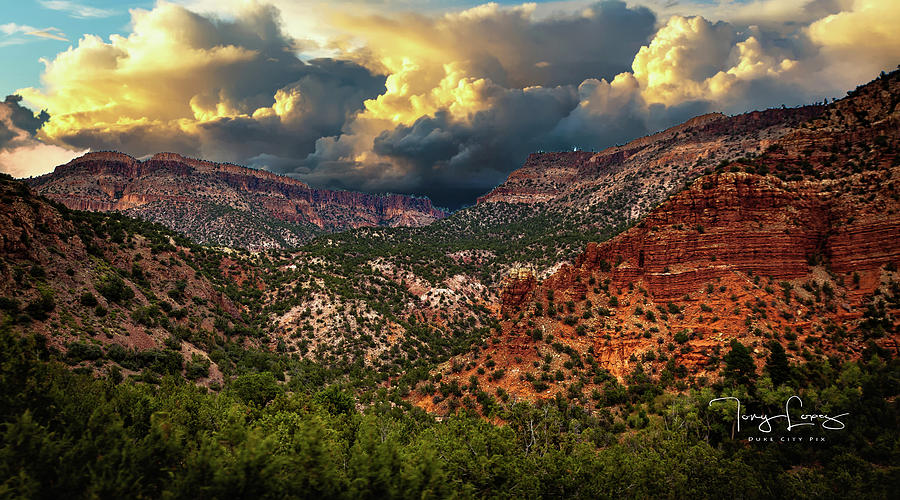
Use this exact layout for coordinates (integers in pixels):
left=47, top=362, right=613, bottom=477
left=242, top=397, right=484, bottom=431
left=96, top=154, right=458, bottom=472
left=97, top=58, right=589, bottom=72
left=476, top=105, right=826, bottom=222
left=499, top=269, right=537, bottom=316
left=28, top=152, right=448, bottom=248
left=574, top=173, right=830, bottom=299
left=572, top=170, right=900, bottom=300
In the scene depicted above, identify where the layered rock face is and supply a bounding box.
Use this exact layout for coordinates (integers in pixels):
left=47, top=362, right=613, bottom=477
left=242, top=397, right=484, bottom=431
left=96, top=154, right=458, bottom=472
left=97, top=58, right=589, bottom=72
left=499, top=269, right=537, bottom=316
left=575, top=171, right=899, bottom=301
left=576, top=173, right=828, bottom=300
left=477, top=106, right=826, bottom=225
left=28, top=152, right=447, bottom=249
left=413, top=71, right=900, bottom=413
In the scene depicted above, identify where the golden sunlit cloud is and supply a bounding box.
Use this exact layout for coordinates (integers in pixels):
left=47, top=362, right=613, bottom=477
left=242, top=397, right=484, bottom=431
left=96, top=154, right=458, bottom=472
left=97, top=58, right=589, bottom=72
left=631, top=15, right=799, bottom=106
left=0, top=96, right=85, bottom=178
left=17, top=1, right=383, bottom=165
left=807, top=0, right=900, bottom=84
left=7, top=0, right=900, bottom=208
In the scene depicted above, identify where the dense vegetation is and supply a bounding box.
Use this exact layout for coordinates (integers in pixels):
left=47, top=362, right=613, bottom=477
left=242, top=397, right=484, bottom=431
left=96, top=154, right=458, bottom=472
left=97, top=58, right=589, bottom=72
left=2, top=325, right=898, bottom=498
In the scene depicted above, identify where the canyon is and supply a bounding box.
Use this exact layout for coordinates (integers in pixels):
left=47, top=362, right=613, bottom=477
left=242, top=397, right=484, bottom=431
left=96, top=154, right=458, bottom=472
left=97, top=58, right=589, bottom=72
left=412, top=70, right=900, bottom=414
left=477, top=106, right=826, bottom=226
left=2, top=70, right=898, bottom=419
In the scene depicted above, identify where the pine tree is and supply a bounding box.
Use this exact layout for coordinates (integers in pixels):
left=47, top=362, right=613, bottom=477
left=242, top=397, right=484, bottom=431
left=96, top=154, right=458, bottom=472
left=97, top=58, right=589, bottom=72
left=765, top=341, right=790, bottom=386
left=723, top=339, right=756, bottom=386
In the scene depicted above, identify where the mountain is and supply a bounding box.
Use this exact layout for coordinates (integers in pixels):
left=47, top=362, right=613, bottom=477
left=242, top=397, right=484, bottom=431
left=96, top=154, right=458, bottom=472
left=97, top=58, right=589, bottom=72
left=477, top=105, right=825, bottom=220
left=6, top=71, right=898, bottom=401
left=0, top=171, right=494, bottom=388
left=27, top=152, right=447, bottom=250
left=412, top=69, right=900, bottom=413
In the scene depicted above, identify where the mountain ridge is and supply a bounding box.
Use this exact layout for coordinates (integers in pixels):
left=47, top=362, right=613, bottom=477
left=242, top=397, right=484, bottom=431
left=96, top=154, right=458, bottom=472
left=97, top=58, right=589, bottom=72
left=27, top=151, right=448, bottom=250
left=477, top=104, right=827, bottom=213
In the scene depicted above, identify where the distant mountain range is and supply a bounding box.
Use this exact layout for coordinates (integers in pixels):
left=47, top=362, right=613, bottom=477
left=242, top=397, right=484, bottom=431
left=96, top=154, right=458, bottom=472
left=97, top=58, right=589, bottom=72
left=26, top=93, right=833, bottom=254
left=27, top=152, right=447, bottom=250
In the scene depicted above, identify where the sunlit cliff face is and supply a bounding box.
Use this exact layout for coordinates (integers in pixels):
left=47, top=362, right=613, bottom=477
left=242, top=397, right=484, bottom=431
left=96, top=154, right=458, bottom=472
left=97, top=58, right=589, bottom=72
left=3, top=0, right=899, bottom=208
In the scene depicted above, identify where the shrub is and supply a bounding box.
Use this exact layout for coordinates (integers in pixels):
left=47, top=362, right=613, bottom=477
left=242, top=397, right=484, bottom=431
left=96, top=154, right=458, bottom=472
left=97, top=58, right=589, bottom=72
left=185, top=354, right=211, bottom=380
left=314, top=385, right=355, bottom=415
left=229, top=372, right=283, bottom=407
left=96, top=272, right=134, bottom=304
left=80, top=292, right=98, bottom=307
left=106, top=343, right=128, bottom=362
left=67, top=341, right=103, bottom=362
left=131, top=306, right=160, bottom=327
left=25, top=286, right=55, bottom=321
left=0, top=297, right=19, bottom=313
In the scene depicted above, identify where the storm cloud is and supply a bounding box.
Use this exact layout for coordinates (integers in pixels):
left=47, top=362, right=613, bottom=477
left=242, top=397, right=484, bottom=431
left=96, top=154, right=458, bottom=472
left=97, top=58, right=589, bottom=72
left=4, top=0, right=899, bottom=208
left=0, top=95, right=49, bottom=149
left=0, top=95, right=84, bottom=178
left=17, top=2, right=385, bottom=164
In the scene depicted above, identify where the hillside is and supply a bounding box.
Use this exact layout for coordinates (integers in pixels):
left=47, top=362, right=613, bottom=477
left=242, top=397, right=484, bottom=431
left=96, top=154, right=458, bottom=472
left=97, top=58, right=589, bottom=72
left=0, top=172, right=500, bottom=396
left=0, top=174, right=273, bottom=385
left=413, top=69, right=900, bottom=413
left=478, top=105, right=825, bottom=216
left=27, top=152, right=447, bottom=250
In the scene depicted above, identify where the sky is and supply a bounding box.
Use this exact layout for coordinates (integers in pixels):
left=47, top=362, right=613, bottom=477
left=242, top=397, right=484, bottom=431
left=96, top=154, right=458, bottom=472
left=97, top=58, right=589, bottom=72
left=1, top=0, right=898, bottom=209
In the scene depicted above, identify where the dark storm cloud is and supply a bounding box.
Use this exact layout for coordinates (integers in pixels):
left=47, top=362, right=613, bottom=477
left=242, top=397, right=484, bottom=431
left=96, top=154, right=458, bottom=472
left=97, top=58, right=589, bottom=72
left=0, top=95, right=49, bottom=150
left=304, top=85, right=582, bottom=209
left=443, top=0, right=658, bottom=88
left=195, top=59, right=385, bottom=162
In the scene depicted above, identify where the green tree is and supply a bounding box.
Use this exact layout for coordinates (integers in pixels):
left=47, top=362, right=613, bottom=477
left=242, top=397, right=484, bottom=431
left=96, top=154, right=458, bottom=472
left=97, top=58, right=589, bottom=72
left=228, top=372, right=283, bottom=407
left=723, top=340, right=756, bottom=386
left=766, top=341, right=790, bottom=386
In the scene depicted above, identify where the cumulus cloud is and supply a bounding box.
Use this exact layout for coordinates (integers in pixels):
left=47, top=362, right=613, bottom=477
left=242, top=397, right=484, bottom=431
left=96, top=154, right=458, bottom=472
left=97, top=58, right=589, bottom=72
left=18, top=1, right=384, bottom=163
left=329, top=1, right=657, bottom=88
left=288, top=1, right=661, bottom=207
left=0, top=96, right=85, bottom=178
left=807, top=0, right=900, bottom=85
left=15, top=0, right=900, bottom=208
left=629, top=15, right=813, bottom=112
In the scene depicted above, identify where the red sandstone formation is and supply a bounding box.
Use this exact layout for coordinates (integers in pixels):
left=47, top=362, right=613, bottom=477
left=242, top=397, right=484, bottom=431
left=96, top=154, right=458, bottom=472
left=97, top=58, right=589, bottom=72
left=499, top=269, right=537, bottom=316
left=414, top=71, right=900, bottom=414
